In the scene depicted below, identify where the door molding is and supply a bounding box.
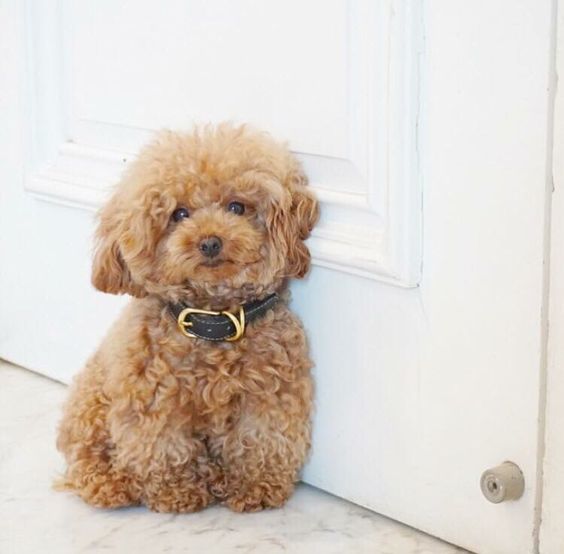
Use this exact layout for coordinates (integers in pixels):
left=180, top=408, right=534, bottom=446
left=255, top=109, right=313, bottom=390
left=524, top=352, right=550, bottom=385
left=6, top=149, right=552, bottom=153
left=23, top=0, right=423, bottom=287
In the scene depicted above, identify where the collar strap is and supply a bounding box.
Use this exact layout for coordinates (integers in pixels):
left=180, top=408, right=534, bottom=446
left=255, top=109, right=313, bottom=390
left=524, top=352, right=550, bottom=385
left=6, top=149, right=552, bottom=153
left=168, top=293, right=279, bottom=342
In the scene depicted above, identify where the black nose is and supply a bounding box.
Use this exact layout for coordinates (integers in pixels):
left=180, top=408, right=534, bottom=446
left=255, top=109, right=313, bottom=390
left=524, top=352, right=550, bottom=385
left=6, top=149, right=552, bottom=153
left=199, top=236, right=223, bottom=258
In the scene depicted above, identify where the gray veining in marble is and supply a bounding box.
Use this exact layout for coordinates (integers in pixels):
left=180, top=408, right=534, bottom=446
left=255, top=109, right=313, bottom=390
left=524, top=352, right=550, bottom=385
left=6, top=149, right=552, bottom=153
left=0, top=362, right=469, bottom=554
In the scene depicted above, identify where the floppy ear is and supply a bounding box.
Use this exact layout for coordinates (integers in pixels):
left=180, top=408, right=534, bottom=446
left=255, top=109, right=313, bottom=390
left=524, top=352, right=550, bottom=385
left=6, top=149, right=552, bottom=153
left=274, top=168, right=319, bottom=279
left=91, top=201, right=146, bottom=297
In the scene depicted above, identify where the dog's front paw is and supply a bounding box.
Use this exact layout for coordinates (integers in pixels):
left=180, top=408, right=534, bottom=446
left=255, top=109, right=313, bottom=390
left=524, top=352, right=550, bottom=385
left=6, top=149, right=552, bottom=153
left=143, top=474, right=214, bottom=513
left=144, top=492, right=211, bottom=513
left=224, top=481, right=294, bottom=512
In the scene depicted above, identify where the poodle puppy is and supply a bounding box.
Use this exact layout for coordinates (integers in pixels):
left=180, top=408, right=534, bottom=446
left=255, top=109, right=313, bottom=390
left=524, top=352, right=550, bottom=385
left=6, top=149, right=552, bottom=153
left=56, top=123, right=319, bottom=513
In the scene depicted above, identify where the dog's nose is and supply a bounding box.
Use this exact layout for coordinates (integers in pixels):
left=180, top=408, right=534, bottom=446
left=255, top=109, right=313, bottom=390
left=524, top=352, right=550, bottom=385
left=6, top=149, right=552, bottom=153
left=199, top=236, right=223, bottom=258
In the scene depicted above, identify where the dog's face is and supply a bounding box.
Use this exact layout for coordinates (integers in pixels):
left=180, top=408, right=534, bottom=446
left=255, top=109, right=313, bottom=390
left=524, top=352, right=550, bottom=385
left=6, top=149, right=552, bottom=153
left=92, top=125, right=319, bottom=303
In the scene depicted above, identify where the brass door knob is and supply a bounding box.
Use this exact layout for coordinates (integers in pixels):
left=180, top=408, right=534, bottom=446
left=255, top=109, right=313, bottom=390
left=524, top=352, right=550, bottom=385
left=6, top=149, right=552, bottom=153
left=480, top=462, right=524, bottom=503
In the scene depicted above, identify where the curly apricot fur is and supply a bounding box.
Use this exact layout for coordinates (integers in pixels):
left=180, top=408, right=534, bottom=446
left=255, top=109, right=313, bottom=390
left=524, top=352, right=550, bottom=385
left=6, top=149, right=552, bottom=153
left=56, top=123, right=319, bottom=513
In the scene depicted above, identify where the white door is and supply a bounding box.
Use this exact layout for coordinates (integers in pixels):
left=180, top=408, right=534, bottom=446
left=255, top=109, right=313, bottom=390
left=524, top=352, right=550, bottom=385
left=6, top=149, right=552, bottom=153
left=0, top=1, right=556, bottom=553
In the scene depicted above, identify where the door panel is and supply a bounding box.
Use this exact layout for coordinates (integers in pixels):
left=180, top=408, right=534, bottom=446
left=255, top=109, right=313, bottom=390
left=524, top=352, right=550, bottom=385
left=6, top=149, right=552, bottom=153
left=0, top=2, right=554, bottom=553
left=25, top=0, right=421, bottom=285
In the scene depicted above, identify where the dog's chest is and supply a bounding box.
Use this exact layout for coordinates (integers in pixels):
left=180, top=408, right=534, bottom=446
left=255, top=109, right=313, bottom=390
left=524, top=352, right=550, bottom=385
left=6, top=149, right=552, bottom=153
left=155, top=308, right=300, bottom=421
left=170, top=332, right=288, bottom=407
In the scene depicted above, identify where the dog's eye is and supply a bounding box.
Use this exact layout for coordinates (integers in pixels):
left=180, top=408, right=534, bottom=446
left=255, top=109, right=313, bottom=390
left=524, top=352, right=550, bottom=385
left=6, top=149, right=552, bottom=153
left=227, top=201, right=245, bottom=216
left=171, top=207, right=190, bottom=222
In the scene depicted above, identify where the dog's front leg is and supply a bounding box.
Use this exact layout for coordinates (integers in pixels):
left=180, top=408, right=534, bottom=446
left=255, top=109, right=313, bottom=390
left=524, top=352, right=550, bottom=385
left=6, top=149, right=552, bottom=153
left=107, top=397, right=217, bottom=513
left=219, top=392, right=312, bottom=512
left=141, top=460, right=217, bottom=513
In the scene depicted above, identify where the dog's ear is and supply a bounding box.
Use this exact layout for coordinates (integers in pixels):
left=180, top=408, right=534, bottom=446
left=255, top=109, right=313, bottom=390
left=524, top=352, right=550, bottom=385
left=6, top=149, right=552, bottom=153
left=288, top=169, right=319, bottom=241
left=270, top=167, right=319, bottom=279
left=91, top=198, right=146, bottom=298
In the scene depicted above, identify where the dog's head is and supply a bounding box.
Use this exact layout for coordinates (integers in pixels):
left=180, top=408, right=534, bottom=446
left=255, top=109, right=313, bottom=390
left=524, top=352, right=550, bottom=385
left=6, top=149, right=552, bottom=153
left=92, top=124, right=319, bottom=303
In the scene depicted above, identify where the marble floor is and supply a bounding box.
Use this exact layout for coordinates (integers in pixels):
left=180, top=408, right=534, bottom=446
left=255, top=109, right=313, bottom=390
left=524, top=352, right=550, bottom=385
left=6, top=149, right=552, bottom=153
left=0, top=362, right=469, bottom=554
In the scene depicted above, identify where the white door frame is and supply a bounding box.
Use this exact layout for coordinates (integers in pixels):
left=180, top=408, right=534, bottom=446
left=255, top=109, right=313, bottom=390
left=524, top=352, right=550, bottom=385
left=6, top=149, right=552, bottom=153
left=540, top=2, right=564, bottom=552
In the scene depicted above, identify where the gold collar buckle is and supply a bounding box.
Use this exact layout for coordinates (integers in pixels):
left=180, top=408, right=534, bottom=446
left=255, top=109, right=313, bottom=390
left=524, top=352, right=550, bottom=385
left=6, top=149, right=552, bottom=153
left=177, top=306, right=246, bottom=341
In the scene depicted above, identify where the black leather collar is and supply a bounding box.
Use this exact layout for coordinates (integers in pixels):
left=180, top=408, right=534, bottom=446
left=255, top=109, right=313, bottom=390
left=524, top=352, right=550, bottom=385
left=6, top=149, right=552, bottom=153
left=168, top=293, right=279, bottom=342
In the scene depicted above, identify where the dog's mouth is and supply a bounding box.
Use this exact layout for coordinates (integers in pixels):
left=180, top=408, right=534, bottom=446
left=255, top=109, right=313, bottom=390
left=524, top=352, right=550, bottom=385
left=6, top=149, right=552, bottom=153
left=200, top=258, right=232, bottom=268
left=197, top=255, right=261, bottom=270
